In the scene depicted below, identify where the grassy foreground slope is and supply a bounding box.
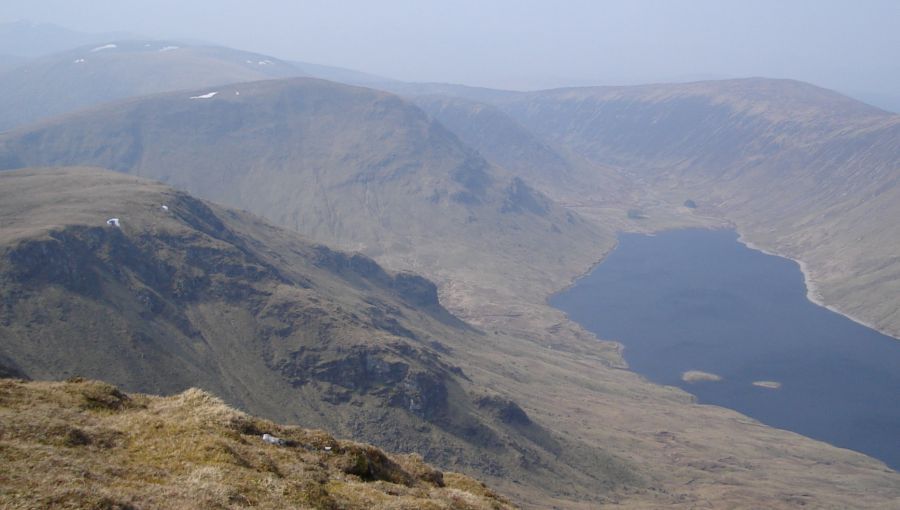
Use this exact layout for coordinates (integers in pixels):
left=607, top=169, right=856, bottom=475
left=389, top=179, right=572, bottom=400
left=0, top=377, right=514, bottom=510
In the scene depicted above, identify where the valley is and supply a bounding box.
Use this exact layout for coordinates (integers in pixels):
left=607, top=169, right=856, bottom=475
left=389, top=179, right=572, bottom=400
left=0, top=29, right=898, bottom=509
left=402, top=79, right=900, bottom=341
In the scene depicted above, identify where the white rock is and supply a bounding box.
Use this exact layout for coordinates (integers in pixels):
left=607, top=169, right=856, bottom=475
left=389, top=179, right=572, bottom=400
left=262, top=433, right=286, bottom=446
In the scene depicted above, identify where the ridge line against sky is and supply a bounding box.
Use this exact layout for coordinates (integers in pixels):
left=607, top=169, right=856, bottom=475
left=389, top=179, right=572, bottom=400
left=1, top=1, right=898, bottom=110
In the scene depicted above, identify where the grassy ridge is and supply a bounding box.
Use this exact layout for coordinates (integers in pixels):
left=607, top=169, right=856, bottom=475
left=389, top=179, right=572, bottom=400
left=0, top=377, right=514, bottom=509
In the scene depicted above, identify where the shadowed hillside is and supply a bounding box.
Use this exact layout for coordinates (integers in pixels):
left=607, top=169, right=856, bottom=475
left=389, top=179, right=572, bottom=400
left=409, top=95, right=592, bottom=196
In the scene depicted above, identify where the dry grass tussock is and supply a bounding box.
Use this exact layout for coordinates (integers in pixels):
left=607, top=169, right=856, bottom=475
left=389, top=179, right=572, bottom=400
left=0, top=378, right=515, bottom=510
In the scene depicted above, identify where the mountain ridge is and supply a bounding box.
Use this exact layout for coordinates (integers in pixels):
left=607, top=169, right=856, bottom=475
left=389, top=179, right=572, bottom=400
left=3, top=74, right=900, bottom=507
left=0, top=76, right=613, bottom=329
left=0, top=166, right=640, bottom=508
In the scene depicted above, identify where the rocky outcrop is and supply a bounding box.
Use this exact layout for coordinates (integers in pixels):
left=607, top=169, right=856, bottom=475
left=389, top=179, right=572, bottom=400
left=476, top=395, right=532, bottom=426
left=501, top=177, right=549, bottom=216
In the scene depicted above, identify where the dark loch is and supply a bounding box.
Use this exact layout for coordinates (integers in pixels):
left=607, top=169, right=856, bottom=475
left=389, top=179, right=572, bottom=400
left=550, top=229, right=900, bottom=470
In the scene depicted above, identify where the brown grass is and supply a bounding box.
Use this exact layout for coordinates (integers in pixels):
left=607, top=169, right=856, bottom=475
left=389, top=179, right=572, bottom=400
left=0, top=378, right=515, bottom=510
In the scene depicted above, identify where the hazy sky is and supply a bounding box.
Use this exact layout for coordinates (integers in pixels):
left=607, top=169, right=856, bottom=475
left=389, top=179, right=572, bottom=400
left=2, top=0, right=899, bottom=97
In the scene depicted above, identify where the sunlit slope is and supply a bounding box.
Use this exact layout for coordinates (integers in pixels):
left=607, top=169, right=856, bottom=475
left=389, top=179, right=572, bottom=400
left=0, top=377, right=515, bottom=509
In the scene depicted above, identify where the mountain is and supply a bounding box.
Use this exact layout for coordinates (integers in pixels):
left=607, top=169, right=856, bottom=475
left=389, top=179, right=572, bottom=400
left=408, top=95, right=586, bottom=196
left=290, top=59, right=396, bottom=88
left=4, top=170, right=899, bottom=509
left=0, top=20, right=139, bottom=57
left=0, top=377, right=514, bottom=509
left=484, top=79, right=900, bottom=339
left=0, top=77, right=611, bottom=323
left=0, top=167, right=639, bottom=507
left=0, top=41, right=305, bottom=131
left=397, top=78, right=900, bottom=340
left=3, top=84, right=900, bottom=507
left=0, top=36, right=402, bottom=133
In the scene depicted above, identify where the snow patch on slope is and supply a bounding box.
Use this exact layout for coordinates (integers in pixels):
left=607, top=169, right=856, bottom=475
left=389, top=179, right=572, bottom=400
left=190, top=91, right=218, bottom=99
left=90, top=44, right=117, bottom=52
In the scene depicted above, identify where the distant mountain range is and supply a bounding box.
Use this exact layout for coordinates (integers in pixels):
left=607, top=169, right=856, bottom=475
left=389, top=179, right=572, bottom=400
left=1, top=24, right=899, bottom=508
left=0, top=20, right=141, bottom=57
left=0, top=40, right=395, bottom=132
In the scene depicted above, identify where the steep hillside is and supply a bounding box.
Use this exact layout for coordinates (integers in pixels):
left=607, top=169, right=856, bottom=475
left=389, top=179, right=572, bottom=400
left=0, top=78, right=611, bottom=324
left=0, top=167, right=637, bottom=508
left=409, top=95, right=591, bottom=196
left=462, top=78, right=900, bottom=339
left=0, top=378, right=514, bottom=509
left=497, top=78, right=890, bottom=174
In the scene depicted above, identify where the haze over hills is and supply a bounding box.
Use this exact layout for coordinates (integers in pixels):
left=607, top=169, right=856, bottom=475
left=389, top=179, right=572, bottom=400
left=0, top=18, right=898, bottom=506
left=0, top=52, right=23, bottom=71
left=393, top=78, right=900, bottom=340
left=0, top=41, right=303, bottom=131
left=0, top=77, right=612, bottom=324
left=408, top=95, right=593, bottom=198
left=0, top=39, right=395, bottom=132
left=0, top=19, right=140, bottom=57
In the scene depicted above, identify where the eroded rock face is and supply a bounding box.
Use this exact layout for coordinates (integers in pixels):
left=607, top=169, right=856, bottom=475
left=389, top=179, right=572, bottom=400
left=396, top=371, right=448, bottom=420
left=390, top=272, right=439, bottom=308
left=314, top=349, right=411, bottom=390
left=501, top=177, right=549, bottom=216
left=3, top=223, right=278, bottom=304
left=275, top=345, right=451, bottom=420
left=311, top=247, right=441, bottom=310
left=476, top=395, right=532, bottom=426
